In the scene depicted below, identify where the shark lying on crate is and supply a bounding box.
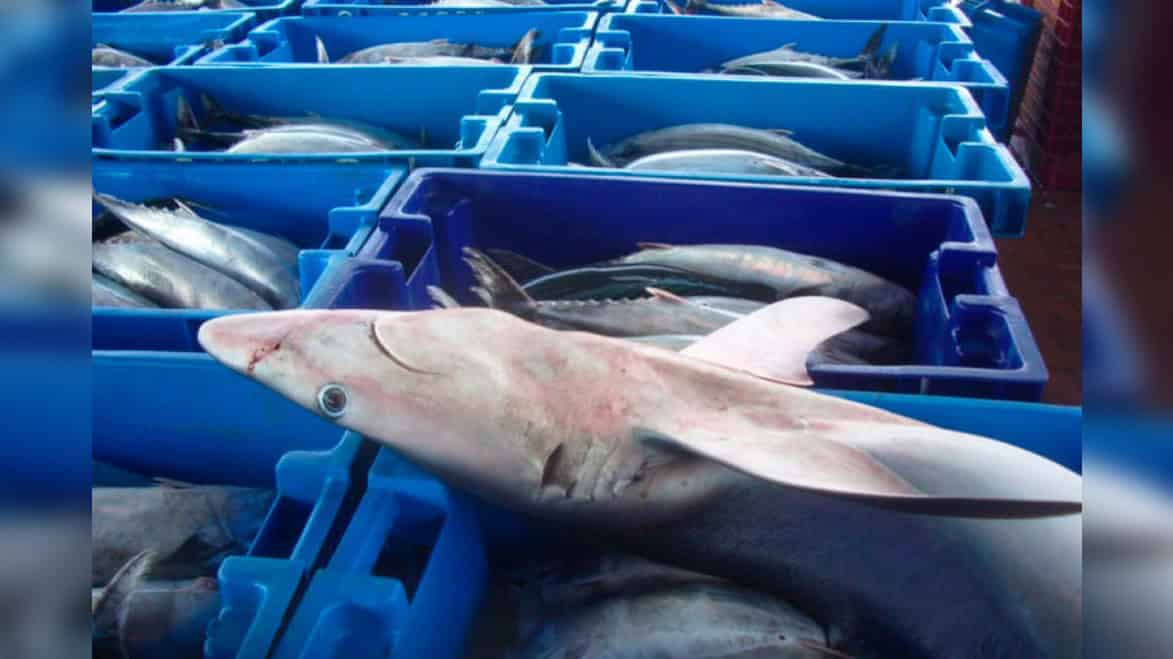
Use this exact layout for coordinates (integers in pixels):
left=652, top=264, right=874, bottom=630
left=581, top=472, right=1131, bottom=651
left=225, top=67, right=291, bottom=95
left=198, top=297, right=1082, bottom=659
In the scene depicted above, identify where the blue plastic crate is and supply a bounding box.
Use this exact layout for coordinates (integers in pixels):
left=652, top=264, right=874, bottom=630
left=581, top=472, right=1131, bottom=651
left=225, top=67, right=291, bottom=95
left=197, top=12, right=596, bottom=71
left=91, top=65, right=527, bottom=164
left=301, top=0, right=621, bottom=17
left=207, top=433, right=487, bottom=659
left=481, top=73, right=1032, bottom=235
left=585, top=16, right=1011, bottom=137
left=626, top=0, right=969, bottom=23
left=93, top=0, right=296, bottom=18
left=959, top=0, right=1041, bottom=140
left=206, top=393, right=1077, bottom=659
left=316, top=168, right=1045, bottom=400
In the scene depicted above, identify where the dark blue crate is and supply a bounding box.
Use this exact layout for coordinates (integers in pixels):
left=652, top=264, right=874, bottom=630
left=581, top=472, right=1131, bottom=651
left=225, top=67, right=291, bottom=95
left=93, top=0, right=296, bottom=18
left=93, top=68, right=138, bottom=94
left=92, top=65, right=527, bottom=164
left=959, top=0, right=1042, bottom=140
left=323, top=168, right=1047, bottom=400
left=206, top=393, right=1078, bottom=659
left=585, top=16, right=1012, bottom=138
left=302, top=0, right=620, bottom=17
left=91, top=161, right=404, bottom=485
left=626, top=0, right=969, bottom=22
left=481, top=73, right=1032, bottom=235
left=197, top=12, right=596, bottom=71
left=207, top=433, right=487, bottom=659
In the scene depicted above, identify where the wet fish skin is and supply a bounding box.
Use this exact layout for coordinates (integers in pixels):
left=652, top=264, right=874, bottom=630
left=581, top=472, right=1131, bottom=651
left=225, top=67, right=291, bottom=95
left=117, top=577, right=222, bottom=659
left=522, top=263, right=779, bottom=302
left=94, top=193, right=299, bottom=309
left=593, top=123, right=854, bottom=175
left=625, top=148, right=834, bottom=177
left=93, top=272, right=159, bottom=308
left=466, top=248, right=756, bottom=336
left=92, top=241, right=272, bottom=310
left=613, top=244, right=917, bottom=338
left=92, top=45, right=153, bottom=68
left=221, top=126, right=397, bottom=154
left=92, top=486, right=273, bottom=586
left=684, top=0, right=820, bottom=19
left=179, top=93, right=420, bottom=152
left=518, top=581, right=833, bottom=659
left=198, top=307, right=1080, bottom=658
left=721, top=61, right=856, bottom=80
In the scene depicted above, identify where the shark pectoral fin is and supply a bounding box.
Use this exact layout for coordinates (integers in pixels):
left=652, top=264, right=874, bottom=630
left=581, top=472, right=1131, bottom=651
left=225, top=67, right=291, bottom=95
left=636, top=424, right=1082, bottom=519
left=862, top=24, right=888, bottom=58
left=315, top=35, right=330, bottom=64
left=427, top=286, right=461, bottom=309
left=681, top=296, right=869, bottom=386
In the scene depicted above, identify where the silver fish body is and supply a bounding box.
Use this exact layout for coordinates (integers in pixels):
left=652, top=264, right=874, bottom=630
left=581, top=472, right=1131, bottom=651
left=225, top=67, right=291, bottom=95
left=721, top=61, right=856, bottom=80
left=685, top=0, right=820, bottom=19
left=92, top=486, right=273, bottom=586
left=614, top=244, right=916, bottom=337
left=118, top=578, right=222, bottom=659
left=222, top=126, right=397, bottom=154
left=92, top=272, right=159, bottom=308
left=124, top=0, right=246, bottom=11
left=518, top=580, right=832, bottom=658
left=339, top=38, right=514, bottom=64
left=594, top=123, right=852, bottom=174
left=430, top=0, right=546, bottom=6
left=721, top=45, right=864, bottom=73
left=92, top=241, right=272, bottom=310
left=624, top=148, right=834, bottom=177
left=94, top=194, right=299, bottom=309
left=199, top=307, right=1081, bottom=659
left=92, top=46, right=153, bottom=68
left=625, top=333, right=703, bottom=351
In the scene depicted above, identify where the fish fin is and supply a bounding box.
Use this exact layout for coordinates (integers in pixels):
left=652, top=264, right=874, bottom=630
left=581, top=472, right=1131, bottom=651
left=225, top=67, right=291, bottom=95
left=634, top=241, right=673, bottom=251
left=683, top=0, right=703, bottom=13
left=860, top=24, right=887, bottom=60
left=176, top=95, right=200, bottom=134
left=797, top=639, right=854, bottom=658
left=587, top=138, right=617, bottom=168
left=636, top=423, right=1081, bottom=519
left=153, top=476, right=197, bottom=488
left=462, top=247, right=535, bottom=310
left=171, top=199, right=201, bottom=218
left=315, top=36, right=330, bottom=64
left=484, top=248, right=556, bottom=281
left=200, top=92, right=237, bottom=126
left=644, top=287, right=688, bottom=304
left=172, top=137, right=186, bottom=152
left=510, top=29, right=540, bottom=65
left=427, top=286, right=462, bottom=309
left=681, top=296, right=869, bottom=386
left=663, top=0, right=685, bottom=14
left=92, top=550, right=155, bottom=632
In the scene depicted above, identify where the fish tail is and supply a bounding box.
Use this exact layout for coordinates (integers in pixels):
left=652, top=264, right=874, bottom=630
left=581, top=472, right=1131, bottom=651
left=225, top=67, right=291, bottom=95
left=682, top=0, right=703, bottom=13
left=92, top=550, right=156, bottom=633
left=427, top=286, right=462, bottom=309
left=510, top=29, right=541, bottom=65
left=663, top=0, right=685, bottom=14
left=462, top=247, right=536, bottom=311
left=586, top=138, right=617, bottom=168
left=860, top=24, right=887, bottom=60
left=176, top=95, right=200, bottom=137
left=315, top=35, right=330, bottom=64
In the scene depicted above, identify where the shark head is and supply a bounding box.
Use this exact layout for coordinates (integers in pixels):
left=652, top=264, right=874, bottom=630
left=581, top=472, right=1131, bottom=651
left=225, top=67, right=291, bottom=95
left=198, top=308, right=557, bottom=507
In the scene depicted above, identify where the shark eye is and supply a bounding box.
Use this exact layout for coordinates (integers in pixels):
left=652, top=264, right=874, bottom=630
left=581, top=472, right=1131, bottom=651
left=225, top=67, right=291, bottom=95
left=316, top=384, right=349, bottom=419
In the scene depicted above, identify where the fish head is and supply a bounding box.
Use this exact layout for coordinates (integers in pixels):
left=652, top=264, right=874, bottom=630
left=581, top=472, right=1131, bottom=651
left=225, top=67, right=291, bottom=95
left=198, top=309, right=556, bottom=506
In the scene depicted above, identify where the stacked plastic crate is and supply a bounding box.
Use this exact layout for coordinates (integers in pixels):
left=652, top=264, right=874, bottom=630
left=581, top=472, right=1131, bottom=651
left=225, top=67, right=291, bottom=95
left=1014, top=0, right=1081, bottom=190
left=87, top=1, right=1083, bottom=657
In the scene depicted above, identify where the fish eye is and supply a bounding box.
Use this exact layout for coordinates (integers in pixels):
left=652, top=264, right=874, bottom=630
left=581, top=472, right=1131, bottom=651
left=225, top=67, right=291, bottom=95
left=316, top=384, right=349, bottom=418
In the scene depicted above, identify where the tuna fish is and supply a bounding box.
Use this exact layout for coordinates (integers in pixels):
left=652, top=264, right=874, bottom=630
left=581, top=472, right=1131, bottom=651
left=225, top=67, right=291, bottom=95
left=92, top=486, right=273, bottom=586
left=588, top=123, right=858, bottom=176
left=198, top=301, right=1082, bottom=659
left=92, top=45, right=153, bottom=68
left=625, top=148, right=834, bottom=177
left=94, top=193, right=300, bottom=309
left=684, top=0, right=820, bottom=19
left=92, top=241, right=272, bottom=310
left=718, top=26, right=893, bottom=79
left=92, top=272, right=159, bottom=308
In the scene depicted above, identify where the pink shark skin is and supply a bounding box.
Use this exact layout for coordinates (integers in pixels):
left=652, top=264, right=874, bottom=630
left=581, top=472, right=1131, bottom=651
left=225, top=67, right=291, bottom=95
left=198, top=307, right=1081, bottom=658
